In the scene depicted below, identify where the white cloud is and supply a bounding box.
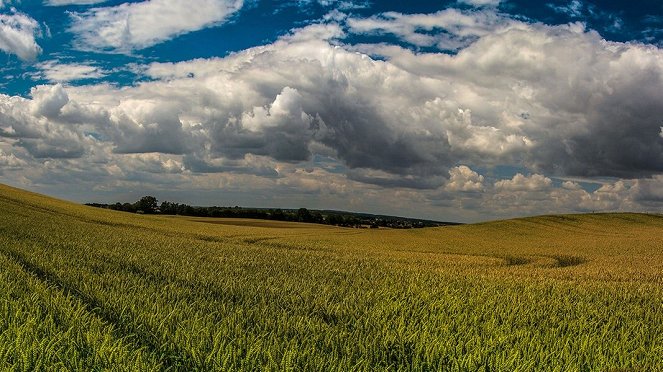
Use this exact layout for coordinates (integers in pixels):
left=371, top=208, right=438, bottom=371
left=45, top=0, right=108, bottom=5
left=35, top=60, right=107, bottom=82
left=494, top=174, right=552, bottom=191
left=485, top=177, right=651, bottom=218
left=0, top=86, right=89, bottom=159
left=561, top=180, right=582, bottom=190
left=630, top=175, right=663, bottom=204
left=30, top=84, right=70, bottom=119
left=68, top=0, right=244, bottom=52
left=281, top=22, right=345, bottom=42
left=0, top=149, right=25, bottom=168
left=446, top=165, right=484, bottom=192
left=444, top=108, right=534, bottom=158
left=0, top=11, right=42, bottom=61
left=347, top=8, right=522, bottom=50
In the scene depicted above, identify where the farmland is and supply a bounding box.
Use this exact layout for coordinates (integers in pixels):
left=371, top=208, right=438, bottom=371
left=0, top=183, right=662, bottom=371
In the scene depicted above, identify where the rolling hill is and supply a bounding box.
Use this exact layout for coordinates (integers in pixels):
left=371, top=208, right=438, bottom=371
left=0, top=183, right=662, bottom=371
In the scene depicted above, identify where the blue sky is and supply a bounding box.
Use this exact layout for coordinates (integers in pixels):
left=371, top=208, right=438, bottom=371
left=0, top=0, right=662, bottom=221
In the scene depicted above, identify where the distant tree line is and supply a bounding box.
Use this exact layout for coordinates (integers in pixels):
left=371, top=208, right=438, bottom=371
left=86, top=196, right=454, bottom=229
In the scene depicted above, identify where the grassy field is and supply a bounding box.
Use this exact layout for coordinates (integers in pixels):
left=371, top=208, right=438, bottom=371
left=0, top=183, right=662, bottom=371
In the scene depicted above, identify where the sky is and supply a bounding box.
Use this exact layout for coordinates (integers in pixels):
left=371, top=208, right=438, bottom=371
left=0, top=0, right=662, bottom=222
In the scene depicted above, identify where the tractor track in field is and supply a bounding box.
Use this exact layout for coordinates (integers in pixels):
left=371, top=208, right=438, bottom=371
left=391, top=249, right=587, bottom=268
left=0, top=246, right=200, bottom=372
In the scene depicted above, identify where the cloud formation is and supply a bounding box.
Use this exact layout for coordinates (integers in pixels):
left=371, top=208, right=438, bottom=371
left=0, top=11, right=41, bottom=61
left=347, top=8, right=519, bottom=50
left=1, top=5, right=662, bottom=220
left=68, top=0, right=244, bottom=52
left=34, top=60, right=106, bottom=82
left=4, top=18, right=663, bottom=178
left=446, top=165, right=484, bottom=192
left=494, top=174, right=552, bottom=192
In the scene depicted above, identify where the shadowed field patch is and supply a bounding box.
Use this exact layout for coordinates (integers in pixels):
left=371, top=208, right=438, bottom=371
left=187, top=217, right=329, bottom=229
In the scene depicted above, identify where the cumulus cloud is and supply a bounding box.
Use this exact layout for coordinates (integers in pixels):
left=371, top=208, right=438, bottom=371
left=0, top=85, right=93, bottom=160
left=494, top=173, right=552, bottom=191
left=630, top=176, right=663, bottom=204
left=30, top=84, right=70, bottom=118
left=446, top=165, right=484, bottom=192
left=561, top=180, right=582, bottom=190
left=109, top=101, right=192, bottom=155
left=485, top=177, right=649, bottom=218
left=0, top=11, right=42, bottom=61
left=68, top=0, right=244, bottom=52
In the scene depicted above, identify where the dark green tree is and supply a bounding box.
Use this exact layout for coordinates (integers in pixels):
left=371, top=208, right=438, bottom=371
left=135, top=196, right=158, bottom=214
left=160, top=201, right=179, bottom=215
left=297, top=208, right=312, bottom=222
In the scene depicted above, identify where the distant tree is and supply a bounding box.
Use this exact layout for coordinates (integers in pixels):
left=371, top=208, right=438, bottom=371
left=270, top=209, right=285, bottom=220
left=327, top=214, right=342, bottom=226
left=135, top=196, right=158, bottom=214
left=310, top=211, right=323, bottom=223
left=86, top=197, right=438, bottom=229
left=297, top=208, right=312, bottom=222
left=160, top=201, right=178, bottom=215
left=122, top=202, right=136, bottom=213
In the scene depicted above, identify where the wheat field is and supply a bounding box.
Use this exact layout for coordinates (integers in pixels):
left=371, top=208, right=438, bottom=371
left=0, top=183, right=662, bottom=371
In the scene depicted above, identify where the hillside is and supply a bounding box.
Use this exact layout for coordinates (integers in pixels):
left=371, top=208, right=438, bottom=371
left=0, top=183, right=662, bottom=370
